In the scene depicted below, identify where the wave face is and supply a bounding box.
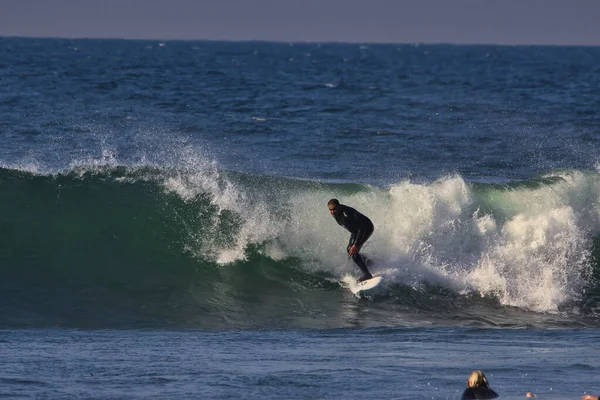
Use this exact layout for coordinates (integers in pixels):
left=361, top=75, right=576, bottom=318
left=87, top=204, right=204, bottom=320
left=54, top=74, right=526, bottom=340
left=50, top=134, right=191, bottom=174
left=2, top=165, right=600, bottom=328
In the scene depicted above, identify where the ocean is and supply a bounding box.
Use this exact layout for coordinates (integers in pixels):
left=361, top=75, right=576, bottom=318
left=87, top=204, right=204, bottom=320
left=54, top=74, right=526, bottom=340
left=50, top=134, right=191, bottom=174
left=1, top=37, right=599, bottom=399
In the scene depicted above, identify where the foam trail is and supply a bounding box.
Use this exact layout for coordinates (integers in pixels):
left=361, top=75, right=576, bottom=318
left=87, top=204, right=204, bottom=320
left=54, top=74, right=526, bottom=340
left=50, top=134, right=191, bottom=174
left=252, top=173, right=596, bottom=312
left=346, top=172, right=596, bottom=312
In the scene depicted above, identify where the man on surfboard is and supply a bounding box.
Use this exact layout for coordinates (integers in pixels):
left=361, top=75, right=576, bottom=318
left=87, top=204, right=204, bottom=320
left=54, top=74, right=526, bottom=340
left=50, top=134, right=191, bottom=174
left=327, top=199, right=374, bottom=282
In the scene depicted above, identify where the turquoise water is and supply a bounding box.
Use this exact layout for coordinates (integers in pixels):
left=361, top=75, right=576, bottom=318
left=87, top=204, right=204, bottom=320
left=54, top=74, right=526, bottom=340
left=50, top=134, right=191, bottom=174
left=1, top=38, right=600, bottom=398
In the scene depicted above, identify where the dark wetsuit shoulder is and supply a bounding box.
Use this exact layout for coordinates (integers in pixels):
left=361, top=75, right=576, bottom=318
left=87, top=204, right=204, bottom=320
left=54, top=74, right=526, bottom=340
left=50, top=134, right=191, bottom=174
left=461, top=387, right=499, bottom=400
left=333, top=205, right=372, bottom=233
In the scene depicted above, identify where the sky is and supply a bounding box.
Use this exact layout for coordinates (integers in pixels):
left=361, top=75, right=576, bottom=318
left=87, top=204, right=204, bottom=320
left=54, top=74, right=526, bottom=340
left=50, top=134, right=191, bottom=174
left=1, top=0, right=600, bottom=45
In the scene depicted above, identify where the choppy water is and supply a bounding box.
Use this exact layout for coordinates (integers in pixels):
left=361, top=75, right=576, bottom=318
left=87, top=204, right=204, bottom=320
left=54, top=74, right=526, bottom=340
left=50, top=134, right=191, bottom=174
left=1, top=328, right=599, bottom=400
left=1, top=38, right=600, bottom=398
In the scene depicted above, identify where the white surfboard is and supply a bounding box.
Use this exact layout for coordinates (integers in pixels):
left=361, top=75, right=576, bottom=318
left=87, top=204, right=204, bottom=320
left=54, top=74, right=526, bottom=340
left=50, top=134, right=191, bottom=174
left=348, top=275, right=383, bottom=296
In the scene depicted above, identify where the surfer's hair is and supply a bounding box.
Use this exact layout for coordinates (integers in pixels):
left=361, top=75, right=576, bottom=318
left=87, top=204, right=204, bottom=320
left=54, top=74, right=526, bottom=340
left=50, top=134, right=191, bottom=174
left=327, top=199, right=340, bottom=207
left=467, top=370, right=489, bottom=388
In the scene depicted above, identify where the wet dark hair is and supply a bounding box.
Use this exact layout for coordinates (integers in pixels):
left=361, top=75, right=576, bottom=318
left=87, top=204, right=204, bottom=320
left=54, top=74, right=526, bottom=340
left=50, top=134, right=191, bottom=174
left=327, top=199, right=340, bottom=207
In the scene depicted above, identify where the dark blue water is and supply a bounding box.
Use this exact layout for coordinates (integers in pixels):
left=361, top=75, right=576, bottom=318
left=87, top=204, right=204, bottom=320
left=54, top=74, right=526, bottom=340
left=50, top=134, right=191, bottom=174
left=1, top=328, right=599, bottom=399
left=3, top=39, right=599, bottom=182
left=1, top=38, right=600, bottom=398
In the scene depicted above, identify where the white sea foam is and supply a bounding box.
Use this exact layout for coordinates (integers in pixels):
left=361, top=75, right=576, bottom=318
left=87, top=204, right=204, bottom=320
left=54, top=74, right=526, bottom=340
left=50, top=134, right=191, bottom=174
left=351, top=172, right=595, bottom=312
left=0, top=160, right=41, bottom=174
left=167, top=165, right=597, bottom=312
left=69, top=148, right=120, bottom=170
left=161, top=147, right=281, bottom=264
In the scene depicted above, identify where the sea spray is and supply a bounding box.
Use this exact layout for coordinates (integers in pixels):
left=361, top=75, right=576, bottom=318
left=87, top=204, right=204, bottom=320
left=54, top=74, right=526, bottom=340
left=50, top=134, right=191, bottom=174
left=1, top=164, right=599, bottom=328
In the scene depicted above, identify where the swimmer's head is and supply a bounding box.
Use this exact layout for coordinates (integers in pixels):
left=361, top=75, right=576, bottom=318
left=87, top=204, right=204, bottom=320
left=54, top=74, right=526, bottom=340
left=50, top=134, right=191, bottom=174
left=467, top=370, right=489, bottom=388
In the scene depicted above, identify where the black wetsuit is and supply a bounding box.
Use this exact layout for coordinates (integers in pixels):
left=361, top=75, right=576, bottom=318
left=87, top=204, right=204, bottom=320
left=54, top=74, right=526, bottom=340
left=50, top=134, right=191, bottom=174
left=461, top=387, right=499, bottom=400
left=333, top=204, right=374, bottom=278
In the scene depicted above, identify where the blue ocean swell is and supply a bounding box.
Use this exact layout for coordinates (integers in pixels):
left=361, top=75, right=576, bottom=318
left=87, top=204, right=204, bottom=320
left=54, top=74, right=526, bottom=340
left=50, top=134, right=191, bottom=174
left=1, top=38, right=600, bottom=183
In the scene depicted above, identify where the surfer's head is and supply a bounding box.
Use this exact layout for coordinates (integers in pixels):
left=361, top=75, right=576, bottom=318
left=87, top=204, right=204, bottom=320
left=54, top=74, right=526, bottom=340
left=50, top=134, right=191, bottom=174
left=467, top=370, right=489, bottom=388
left=327, top=198, right=340, bottom=216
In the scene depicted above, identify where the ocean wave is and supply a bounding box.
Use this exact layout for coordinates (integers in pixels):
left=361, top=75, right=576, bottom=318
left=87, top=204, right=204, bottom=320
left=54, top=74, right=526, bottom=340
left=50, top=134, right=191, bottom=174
left=1, top=165, right=599, bottom=328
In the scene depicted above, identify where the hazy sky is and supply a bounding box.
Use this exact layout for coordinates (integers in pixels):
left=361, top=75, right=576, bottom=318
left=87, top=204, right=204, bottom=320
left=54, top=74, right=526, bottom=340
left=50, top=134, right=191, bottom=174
left=1, top=0, right=599, bottom=45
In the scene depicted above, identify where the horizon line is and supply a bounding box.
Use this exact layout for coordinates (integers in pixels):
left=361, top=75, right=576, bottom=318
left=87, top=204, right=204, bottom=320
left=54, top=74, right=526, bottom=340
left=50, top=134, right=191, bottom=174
left=2, top=35, right=600, bottom=48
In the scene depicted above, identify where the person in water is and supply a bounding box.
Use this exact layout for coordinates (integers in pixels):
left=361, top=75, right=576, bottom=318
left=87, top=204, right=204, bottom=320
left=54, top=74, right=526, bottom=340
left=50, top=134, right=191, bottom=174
left=327, top=199, right=374, bottom=282
left=461, top=370, right=499, bottom=400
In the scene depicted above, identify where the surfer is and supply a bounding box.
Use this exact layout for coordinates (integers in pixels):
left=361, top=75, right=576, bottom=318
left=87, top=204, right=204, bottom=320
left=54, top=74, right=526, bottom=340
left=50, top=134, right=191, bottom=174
left=327, top=199, right=374, bottom=282
left=461, top=370, right=499, bottom=400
